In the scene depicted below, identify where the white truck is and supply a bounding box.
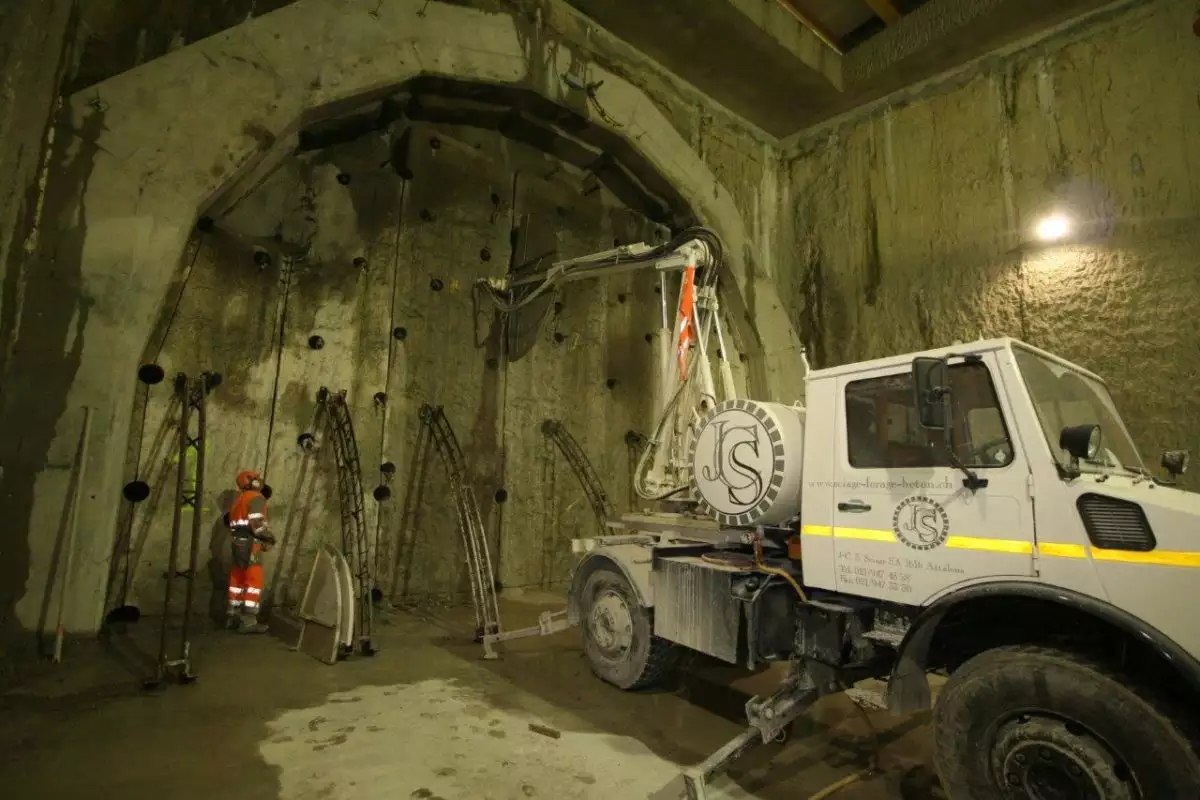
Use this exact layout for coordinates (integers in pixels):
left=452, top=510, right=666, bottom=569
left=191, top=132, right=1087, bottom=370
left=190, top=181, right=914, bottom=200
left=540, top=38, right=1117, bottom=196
left=480, top=229, right=1200, bottom=799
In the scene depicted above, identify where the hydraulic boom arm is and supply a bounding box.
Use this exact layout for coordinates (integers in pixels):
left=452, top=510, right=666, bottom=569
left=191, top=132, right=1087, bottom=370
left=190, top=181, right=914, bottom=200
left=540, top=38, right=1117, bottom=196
left=475, top=227, right=739, bottom=502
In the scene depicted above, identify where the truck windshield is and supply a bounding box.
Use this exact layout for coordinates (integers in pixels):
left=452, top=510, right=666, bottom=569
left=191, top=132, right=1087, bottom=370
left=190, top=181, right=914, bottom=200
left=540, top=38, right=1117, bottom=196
left=1012, top=347, right=1144, bottom=475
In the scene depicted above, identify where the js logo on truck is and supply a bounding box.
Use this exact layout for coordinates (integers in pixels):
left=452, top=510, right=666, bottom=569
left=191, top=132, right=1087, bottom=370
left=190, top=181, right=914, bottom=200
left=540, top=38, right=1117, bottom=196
left=699, top=419, right=767, bottom=508
left=892, top=495, right=950, bottom=551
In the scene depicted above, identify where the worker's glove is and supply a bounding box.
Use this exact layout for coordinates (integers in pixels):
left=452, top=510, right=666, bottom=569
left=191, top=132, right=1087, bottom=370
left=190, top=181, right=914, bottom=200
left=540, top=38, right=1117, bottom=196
left=260, top=532, right=278, bottom=551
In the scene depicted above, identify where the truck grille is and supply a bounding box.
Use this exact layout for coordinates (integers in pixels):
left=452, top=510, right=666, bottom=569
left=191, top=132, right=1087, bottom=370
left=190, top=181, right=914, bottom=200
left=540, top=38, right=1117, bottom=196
left=1077, top=494, right=1156, bottom=552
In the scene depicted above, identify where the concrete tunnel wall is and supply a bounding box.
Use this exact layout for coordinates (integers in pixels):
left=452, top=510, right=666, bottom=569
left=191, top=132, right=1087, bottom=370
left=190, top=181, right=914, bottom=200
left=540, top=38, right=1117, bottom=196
left=1, top=0, right=803, bottom=647
left=779, top=0, right=1200, bottom=490
left=114, top=116, right=748, bottom=617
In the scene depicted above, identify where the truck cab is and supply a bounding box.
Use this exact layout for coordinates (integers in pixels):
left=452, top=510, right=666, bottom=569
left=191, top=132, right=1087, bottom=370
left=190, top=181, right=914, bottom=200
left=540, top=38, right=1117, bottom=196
left=568, top=337, right=1200, bottom=800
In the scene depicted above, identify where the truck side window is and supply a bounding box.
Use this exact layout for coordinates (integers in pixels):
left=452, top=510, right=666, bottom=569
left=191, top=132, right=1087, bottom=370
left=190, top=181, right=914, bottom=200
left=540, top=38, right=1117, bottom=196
left=845, top=363, right=1014, bottom=469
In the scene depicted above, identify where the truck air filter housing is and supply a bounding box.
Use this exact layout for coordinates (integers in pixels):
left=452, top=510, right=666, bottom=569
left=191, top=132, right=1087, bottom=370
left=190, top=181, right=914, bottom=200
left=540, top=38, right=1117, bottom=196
left=690, top=399, right=805, bottom=527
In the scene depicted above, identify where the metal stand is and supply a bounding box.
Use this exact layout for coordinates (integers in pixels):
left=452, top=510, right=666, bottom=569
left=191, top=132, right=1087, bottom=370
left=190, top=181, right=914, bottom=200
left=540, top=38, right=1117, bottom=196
left=145, top=372, right=211, bottom=689
left=318, top=388, right=375, bottom=656
left=541, top=419, right=614, bottom=536
left=681, top=661, right=820, bottom=799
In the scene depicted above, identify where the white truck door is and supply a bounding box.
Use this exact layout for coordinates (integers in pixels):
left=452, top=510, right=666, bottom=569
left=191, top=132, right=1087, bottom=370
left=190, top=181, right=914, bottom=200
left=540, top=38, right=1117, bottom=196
left=828, top=354, right=1035, bottom=605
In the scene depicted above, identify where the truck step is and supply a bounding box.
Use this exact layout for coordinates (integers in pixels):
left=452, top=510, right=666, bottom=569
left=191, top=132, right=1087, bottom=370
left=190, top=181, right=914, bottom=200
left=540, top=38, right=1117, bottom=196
left=844, top=685, right=889, bottom=711
left=862, top=627, right=907, bottom=648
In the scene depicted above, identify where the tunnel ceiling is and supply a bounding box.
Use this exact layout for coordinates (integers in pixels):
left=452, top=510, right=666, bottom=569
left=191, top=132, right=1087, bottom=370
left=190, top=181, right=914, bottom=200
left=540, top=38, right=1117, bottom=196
left=74, top=0, right=1115, bottom=139
left=561, top=0, right=1115, bottom=136
left=208, top=78, right=698, bottom=244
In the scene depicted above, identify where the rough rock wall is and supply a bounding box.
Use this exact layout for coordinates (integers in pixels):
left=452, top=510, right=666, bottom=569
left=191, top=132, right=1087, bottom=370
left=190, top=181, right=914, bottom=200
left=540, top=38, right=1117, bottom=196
left=0, top=0, right=75, bottom=367
left=111, top=120, right=691, bottom=618
left=0, top=0, right=78, bottom=668
left=780, top=0, right=1200, bottom=488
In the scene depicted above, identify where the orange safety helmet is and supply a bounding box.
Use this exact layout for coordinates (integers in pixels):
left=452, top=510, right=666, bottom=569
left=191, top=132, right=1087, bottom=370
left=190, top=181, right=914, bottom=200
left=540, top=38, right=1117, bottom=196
left=235, top=470, right=262, bottom=491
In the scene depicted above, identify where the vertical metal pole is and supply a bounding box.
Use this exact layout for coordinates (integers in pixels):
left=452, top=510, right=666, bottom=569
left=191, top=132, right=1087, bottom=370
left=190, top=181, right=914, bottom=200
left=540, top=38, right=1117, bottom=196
left=178, top=374, right=207, bottom=677
left=53, top=405, right=92, bottom=664
left=156, top=375, right=190, bottom=680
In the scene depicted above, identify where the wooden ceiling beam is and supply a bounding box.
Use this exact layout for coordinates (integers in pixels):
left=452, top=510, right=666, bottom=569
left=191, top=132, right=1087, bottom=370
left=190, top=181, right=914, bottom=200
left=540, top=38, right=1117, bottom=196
left=863, top=0, right=903, bottom=25
left=772, top=0, right=844, bottom=55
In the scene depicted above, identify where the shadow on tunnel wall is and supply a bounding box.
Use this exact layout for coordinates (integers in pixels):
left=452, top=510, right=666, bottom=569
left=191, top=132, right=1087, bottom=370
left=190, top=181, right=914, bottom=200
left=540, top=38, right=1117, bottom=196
left=0, top=105, right=104, bottom=661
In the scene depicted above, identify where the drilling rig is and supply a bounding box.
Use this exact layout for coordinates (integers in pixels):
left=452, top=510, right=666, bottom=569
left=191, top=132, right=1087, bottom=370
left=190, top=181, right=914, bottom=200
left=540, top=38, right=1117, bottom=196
left=478, top=228, right=1200, bottom=799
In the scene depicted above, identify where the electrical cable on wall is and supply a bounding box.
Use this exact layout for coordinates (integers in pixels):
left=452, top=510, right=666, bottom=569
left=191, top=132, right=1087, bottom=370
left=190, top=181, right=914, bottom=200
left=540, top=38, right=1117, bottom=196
left=376, top=179, right=407, bottom=588
left=260, top=254, right=295, bottom=484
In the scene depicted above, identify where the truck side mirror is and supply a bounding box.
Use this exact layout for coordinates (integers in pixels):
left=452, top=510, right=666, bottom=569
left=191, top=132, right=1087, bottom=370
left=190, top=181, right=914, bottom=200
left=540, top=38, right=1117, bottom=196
left=912, top=357, right=948, bottom=430
left=1162, top=450, right=1190, bottom=478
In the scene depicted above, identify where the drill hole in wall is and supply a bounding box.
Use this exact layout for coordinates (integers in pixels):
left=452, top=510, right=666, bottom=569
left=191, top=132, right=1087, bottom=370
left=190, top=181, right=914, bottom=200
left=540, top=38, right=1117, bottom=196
left=485, top=357, right=499, bottom=370
left=297, top=433, right=315, bottom=450
left=261, top=484, right=274, bottom=499
left=490, top=192, right=501, bottom=206
left=353, top=256, right=367, bottom=269
left=644, top=333, right=653, bottom=343
left=308, top=335, right=325, bottom=350
left=553, top=332, right=566, bottom=344
left=553, top=301, right=563, bottom=315
left=392, top=326, right=408, bottom=341
left=373, top=392, right=387, bottom=406
left=494, top=488, right=508, bottom=504
left=429, top=137, right=442, bottom=150
left=373, top=486, right=392, bottom=502
left=253, top=249, right=272, bottom=268
left=480, top=248, right=491, bottom=262
left=617, top=293, right=627, bottom=304
left=419, top=208, right=434, bottom=222
left=380, top=461, right=396, bottom=476
left=606, top=378, right=618, bottom=389
left=137, top=364, right=165, bottom=385
left=123, top=481, right=151, bottom=503
left=196, top=216, right=215, bottom=233
left=430, top=278, right=444, bottom=292
left=337, top=173, right=352, bottom=185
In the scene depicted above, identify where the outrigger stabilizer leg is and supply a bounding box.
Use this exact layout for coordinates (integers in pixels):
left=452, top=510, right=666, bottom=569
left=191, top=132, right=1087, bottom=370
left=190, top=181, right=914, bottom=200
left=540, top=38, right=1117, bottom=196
left=681, top=662, right=821, bottom=800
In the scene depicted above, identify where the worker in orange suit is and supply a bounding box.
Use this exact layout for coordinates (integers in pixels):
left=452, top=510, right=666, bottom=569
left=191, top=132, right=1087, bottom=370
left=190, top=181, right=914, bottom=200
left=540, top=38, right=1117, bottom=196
left=227, top=470, right=276, bottom=634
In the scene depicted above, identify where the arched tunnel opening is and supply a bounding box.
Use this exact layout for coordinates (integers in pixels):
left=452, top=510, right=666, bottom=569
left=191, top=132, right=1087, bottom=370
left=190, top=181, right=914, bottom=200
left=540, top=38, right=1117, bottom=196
left=104, top=77, right=750, bottom=624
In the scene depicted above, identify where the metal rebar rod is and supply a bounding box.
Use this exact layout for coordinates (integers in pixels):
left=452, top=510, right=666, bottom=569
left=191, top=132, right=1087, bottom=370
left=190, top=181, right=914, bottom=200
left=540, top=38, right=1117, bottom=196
left=53, top=405, right=92, bottom=664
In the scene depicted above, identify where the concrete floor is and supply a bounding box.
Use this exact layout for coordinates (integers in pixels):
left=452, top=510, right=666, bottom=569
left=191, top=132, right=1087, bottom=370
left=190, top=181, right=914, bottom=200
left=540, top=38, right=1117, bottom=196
left=0, top=595, right=944, bottom=799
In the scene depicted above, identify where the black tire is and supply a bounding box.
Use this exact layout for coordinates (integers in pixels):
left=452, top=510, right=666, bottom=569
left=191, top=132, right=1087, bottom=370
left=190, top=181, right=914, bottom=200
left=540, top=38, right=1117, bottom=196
left=934, top=645, right=1200, bottom=800
left=579, top=566, right=679, bottom=690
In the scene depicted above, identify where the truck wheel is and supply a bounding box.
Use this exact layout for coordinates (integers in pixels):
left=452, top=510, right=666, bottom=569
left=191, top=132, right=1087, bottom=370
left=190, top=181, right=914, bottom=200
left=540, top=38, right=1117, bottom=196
left=579, top=566, right=678, bottom=690
left=934, top=645, right=1200, bottom=799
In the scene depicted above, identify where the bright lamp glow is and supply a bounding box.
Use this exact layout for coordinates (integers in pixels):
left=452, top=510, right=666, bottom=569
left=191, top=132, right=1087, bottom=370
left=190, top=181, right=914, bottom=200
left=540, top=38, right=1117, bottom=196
left=1035, top=213, right=1071, bottom=242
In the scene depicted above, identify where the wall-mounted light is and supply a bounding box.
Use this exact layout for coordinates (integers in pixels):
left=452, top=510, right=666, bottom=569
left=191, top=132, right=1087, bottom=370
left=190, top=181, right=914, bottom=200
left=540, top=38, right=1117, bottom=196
left=1035, top=213, right=1072, bottom=243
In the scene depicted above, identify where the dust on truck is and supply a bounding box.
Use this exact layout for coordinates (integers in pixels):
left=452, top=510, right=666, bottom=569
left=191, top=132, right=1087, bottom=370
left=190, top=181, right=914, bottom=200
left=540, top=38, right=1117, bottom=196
left=569, top=342, right=1200, bottom=796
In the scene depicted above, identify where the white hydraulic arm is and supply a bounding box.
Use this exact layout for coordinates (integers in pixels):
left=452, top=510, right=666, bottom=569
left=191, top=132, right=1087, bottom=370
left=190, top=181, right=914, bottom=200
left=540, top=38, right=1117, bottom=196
left=475, top=227, right=740, bottom=502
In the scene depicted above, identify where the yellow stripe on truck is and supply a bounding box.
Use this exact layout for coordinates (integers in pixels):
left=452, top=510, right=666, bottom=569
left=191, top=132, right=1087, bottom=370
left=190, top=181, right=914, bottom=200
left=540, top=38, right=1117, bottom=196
left=946, top=536, right=1033, bottom=555
left=1089, top=548, right=1200, bottom=568
left=799, top=525, right=1200, bottom=568
left=1037, top=542, right=1088, bottom=559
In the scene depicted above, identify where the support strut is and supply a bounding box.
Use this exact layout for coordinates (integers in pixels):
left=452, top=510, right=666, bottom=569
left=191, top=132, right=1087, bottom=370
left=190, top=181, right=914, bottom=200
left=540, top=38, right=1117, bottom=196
left=317, top=387, right=375, bottom=656
left=418, top=404, right=503, bottom=656
left=541, top=419, right=614, bottom=536
left=146, top=372, right=212, bottom=689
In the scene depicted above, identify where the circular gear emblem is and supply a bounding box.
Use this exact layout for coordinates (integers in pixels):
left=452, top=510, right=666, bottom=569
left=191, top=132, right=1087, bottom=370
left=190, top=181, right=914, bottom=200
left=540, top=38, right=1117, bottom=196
left=892, top=495, right=950, bottom=551
left=691, top=400, right=787, bottom=526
